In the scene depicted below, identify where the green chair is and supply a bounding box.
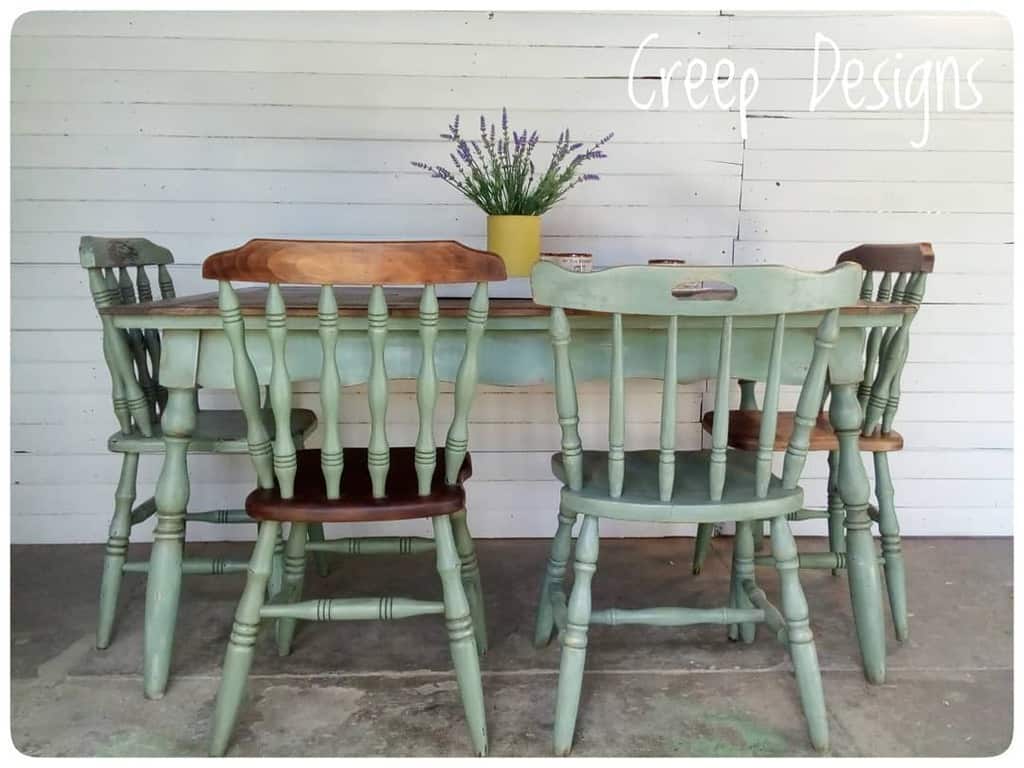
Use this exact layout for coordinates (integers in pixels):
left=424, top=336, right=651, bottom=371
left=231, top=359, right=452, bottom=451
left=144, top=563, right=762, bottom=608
left=80, top=236, right=321, bottom=651
left=694, top=243, right=934, bottom=649
left=202, top=239, right=506, bottom=757
left=530, top=260, right=864, bottom=755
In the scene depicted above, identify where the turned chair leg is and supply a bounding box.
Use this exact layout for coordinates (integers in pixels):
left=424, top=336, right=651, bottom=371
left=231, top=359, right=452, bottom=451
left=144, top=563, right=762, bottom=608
left=266, top=523, right=285, bottom=601
left=826, top=450, right=846, bottom=577
left=874, top=451, right=908, bottom=641
left=450, top=508, right=487, bottom=655
left=276, top=522, right=308, bottom=656
left=729, top=520, right=757, bottom=644
left=209, top=520, right=279, bottom=757
left=434, top=514, right=488, bottom=756
left=692, top=523, right=714, bottom=574
left=771, top=514, right=829, bottom=753
left=97, top=452, right=139, bottom=649
left=534, top=507, right=577, bottom=648
left=307, top=523, right=330, bottom=577
left=553, top=514, right=598, bottom=756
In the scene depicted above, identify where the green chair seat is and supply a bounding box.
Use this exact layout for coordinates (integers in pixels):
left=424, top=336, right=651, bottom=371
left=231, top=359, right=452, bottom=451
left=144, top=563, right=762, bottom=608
left=107, top=408, right=317, bottom=454
left=552, top=449, right=803, bottom=523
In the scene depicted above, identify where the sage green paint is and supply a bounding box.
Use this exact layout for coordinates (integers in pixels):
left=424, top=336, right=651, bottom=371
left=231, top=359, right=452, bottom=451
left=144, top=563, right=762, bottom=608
left=533, top=263, right=858, bottom=755
left=113, top=271, right=905, bottom=708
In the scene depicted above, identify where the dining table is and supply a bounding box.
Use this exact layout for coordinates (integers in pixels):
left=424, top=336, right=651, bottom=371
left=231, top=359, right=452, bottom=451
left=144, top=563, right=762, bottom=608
left=100, top=286, right=916, bottom=699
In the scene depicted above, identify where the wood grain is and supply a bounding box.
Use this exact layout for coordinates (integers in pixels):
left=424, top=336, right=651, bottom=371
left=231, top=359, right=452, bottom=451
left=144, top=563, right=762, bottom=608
left=838, top=243, right=935, bottom=274
left=201, top=238, right=506, bottom=284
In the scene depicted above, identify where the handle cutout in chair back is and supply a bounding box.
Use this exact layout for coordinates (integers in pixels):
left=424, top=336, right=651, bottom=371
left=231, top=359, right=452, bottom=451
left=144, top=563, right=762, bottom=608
left=671, top=280, right=737, bottom=301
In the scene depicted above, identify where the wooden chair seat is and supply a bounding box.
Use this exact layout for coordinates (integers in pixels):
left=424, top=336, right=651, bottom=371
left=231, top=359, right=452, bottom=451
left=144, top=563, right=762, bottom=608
left=107, top=408, right=317, bottom=454
left=551, top=449, right=803, bottom=523
left=245, top=447, right=472, bottom=523
left=701, top=410, right=904, bottom=453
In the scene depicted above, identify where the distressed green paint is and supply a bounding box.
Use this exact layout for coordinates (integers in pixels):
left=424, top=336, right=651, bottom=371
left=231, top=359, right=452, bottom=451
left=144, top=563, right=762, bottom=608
left=755, top=314, right=785, bottom=498
left=451, top=507, right=487, bottom=654
left=446, top=282, right=488, bottom=485
left=434, top=514, right=489, bottom=756
left=608, top=313, right=625, bottom=498
left=267, top=285, right=298, bottom=499
left=550, top=307, right=583, bottom=491
left=770, top=513, right=829, bottom=752
left=874, top=451, right=907, bottom=641
left=781, top=309, right=839, bottom=490
left=209, top=520, right=279, bottom=756
left=275, top=521, right=308, bottom=656
left=830, top=382, right=886, bottom=684
left=143, top=387, right=194, bottom=699
left=96, top=452, right=139, bottom=649
left=826, top=450, right=846, bottom=577
left=534, top=508, right=577, bottom=647
left=318, top=286, right=343, bottom=499
left=708, top=316, right=733, bottom=501
left=219, top=282, right=275, bottom=489
left=553, top=513, right=598, bottom=756
left=367, top=285, right=390, bottom=498
left=415, top=285, right=440, bottom=495
left=658, top=315, right=678, bottom=502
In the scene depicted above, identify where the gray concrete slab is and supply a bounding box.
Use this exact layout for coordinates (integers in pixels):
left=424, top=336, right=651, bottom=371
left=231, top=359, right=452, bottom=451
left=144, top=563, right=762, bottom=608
left=9, top=537, right=1013, bottom=757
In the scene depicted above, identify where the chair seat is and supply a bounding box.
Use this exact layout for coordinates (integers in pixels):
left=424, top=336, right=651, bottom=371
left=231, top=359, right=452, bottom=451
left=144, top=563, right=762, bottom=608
left=108, top=409, right=318, bottom=454
left=552, top=449, right=803, bottom=523
left=701, top=410, right=904, bottom=452
left=245, top=447, right=472, bottom=523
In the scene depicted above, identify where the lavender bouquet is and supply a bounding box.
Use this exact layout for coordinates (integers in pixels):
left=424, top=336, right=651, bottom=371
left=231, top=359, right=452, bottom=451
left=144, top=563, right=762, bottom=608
left=412, top=108, right=613, bottom=216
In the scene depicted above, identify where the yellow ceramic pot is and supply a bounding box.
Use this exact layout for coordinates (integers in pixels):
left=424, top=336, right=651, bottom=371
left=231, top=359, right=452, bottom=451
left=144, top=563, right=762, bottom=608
left=486, top=215, right=541, bottom=277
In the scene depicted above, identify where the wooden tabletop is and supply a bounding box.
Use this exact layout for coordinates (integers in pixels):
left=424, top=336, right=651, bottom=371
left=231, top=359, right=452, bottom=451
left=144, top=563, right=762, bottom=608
left=101, top=287, right=916, bottom=318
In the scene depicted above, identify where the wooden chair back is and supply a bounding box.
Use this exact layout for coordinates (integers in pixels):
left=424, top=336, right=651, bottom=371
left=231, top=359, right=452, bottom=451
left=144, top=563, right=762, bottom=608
left=838, top=243, right=934, bottom=435
left=203, top=239, right=507, bottom=501
left=80, top=236, right=178, bottom=436
left=530, top=261, right=862, bottom=502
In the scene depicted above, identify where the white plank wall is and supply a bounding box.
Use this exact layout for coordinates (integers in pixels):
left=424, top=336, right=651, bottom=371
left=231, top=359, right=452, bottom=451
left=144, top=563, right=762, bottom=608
left=10, top=10, right=1012, bottom=543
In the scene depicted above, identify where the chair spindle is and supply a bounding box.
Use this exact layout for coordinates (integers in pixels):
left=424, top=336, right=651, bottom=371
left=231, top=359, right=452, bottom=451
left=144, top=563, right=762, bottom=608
left=755, top=314, right=786, bottom=498
left=267, top=284, right=297, bottom=498
left=445, top=282, right=488, bottom=485
left=415, top=285, right=440, bottom=495
left=318, top=286, right=343, bottom=499
left=608, top=313, right=625, bottom=498
left=658, top=315, right=679, bottom=501
left=708, top=316, right=733, bottom=501
left=550, top=306, right=583, bottom=491
left=367, top=285, right=390, bottom=498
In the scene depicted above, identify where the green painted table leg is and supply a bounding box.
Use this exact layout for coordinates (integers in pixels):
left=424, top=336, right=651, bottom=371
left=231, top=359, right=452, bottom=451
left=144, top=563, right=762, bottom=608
left=96, top=451, right=139, bottom=649
left=450, top=508, right=487, bottom=655
left=534, top=508, right=577, bottom=648
left=830, top=383, right=887, bottom=684
left=209, top=520, right=279, bottom=756
left=553, top=513, right=598, bottom=756
left=434, top=514, right=488, bottom=756
left=692, top=523, right=713, bottom=574
left=143, top=387, right=195, bottom=699
left=875, top=451, right=908, bottom=641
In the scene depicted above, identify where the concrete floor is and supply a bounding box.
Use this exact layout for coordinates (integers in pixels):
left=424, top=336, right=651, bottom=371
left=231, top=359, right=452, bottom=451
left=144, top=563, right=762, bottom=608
left=10, top=537, right=1013, bottom=757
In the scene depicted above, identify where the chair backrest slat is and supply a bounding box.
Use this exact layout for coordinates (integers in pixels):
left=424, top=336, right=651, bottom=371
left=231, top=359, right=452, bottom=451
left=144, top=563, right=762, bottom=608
left=267, top=284, right=298, bottom=498
left=838, top=243, right=934, bottom=437
left=532, top=261, right=862, bottom=503
left=204, top=239, right=506, bottom=503
left=219, top=281, right=275, bottom=488
left=80, top=236, right=178, bottom=437
left=708, top=316, right=733, bottom=501
left=318, top=286, right=343, bottom=499
left=415, top=285, right=440, bottom=495
left=781, top=308, right=840, bottom=490
left=445, top=282, right=488, bottom=486
left=755, top=314, right=786, bottom=498
left=608, top=313, right=625, bottom=498
left=658, top=315, right=679, bottom=501
left=551, top=306, right=583, bottom=491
